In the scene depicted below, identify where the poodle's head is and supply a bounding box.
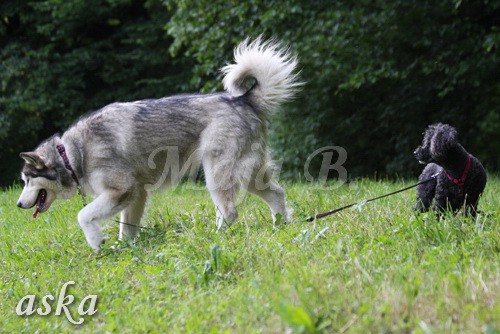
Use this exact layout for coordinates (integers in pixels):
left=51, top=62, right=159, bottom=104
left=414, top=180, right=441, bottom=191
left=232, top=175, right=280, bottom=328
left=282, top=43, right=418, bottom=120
left=414, top=123, right=458, bottom=164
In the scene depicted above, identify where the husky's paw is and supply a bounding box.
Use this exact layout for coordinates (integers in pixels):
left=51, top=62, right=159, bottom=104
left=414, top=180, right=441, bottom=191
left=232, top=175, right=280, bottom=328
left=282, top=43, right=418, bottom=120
left=285, top=206, right=294, bottom=223
left=78, top=220, right=105, bottom=251
left=86, top=233, right=105, bottom=252
left=216, top=220, right=232, bottom=232
left=273, top=207, right=293, bottom=227
left=215, top=210, right=238, bottom=232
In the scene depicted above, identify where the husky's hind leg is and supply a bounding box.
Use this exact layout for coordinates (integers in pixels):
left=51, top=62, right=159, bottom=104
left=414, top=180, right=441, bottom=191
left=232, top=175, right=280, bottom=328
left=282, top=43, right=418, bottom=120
left=206, top=176, right=239, bottom=231
left=203, top=151, right=240, bottom=231
left=210, top=186, right=239, bottom=231
left=78, top=189, right=134, bottom=250
left=248, top=167, right=291, bottom=226
left=119, top=189, right=148, bottom=240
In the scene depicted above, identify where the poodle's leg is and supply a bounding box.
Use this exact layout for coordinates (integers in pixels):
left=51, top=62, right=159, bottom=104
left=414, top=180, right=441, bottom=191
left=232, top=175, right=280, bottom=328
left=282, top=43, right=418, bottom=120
left=464, top=193, right=480, bottom=217
left=432, top=192, right=450, bottom=213
left=415, top=170, right=437, bottom=212
left=415, top=181, right=436, bottom=212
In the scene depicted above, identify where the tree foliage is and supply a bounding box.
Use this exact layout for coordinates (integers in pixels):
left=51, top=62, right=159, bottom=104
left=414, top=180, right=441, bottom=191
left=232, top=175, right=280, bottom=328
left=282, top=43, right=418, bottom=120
left=0, top=0, right=193, bottom=185
left=164, top=0, right=500, bottom=179
left=1, top=0, right=499, bottom=185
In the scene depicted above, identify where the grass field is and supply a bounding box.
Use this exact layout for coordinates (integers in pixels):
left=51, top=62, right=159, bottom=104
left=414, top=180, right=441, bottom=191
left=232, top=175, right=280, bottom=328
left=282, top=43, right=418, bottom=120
left=0, top=177, right=498, bottom=333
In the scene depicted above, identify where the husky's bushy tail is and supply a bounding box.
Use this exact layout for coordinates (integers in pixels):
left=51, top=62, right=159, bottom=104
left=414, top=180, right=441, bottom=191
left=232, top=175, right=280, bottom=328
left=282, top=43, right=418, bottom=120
left=221, top=36, right=302, bottom=112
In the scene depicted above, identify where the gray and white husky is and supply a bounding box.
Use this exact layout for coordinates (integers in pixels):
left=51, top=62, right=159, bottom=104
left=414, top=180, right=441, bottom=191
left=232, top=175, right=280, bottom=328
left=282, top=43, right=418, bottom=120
left=17, top=37, right=301, bottom=250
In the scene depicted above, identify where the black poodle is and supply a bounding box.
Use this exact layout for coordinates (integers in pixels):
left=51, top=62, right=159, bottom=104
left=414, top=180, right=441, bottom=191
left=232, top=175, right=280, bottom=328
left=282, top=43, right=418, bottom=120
left=413, top=123, right=487, bottom=215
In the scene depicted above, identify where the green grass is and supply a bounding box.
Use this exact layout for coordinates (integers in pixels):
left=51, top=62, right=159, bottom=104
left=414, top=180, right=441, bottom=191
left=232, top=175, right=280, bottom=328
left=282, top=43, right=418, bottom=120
left=0, top=177, right=498, bottom=333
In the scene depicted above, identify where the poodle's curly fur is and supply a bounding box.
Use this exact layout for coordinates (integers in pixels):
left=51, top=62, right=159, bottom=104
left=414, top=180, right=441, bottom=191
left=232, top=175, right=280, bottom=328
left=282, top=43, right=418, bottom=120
left=414, top=123, right=487, bottom=215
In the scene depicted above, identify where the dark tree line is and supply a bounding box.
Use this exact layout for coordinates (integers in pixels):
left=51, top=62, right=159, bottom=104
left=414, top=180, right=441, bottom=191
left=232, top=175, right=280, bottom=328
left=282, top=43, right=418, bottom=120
left=1, top=0, right=499, bottom=186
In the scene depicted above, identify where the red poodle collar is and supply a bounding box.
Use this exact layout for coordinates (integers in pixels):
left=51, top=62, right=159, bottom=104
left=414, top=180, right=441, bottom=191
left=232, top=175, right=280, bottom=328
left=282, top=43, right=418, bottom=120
left=446, top=154, right=471, bottom=190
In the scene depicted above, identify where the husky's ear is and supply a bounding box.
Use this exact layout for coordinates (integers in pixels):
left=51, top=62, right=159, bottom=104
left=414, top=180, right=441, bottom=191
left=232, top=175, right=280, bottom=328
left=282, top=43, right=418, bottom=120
left=20, top=152, right=46, bottom=170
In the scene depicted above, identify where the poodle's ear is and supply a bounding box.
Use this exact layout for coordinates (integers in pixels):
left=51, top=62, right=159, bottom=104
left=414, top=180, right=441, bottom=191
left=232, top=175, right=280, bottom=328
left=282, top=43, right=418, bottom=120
left=430, top=124, right=458, bottom=158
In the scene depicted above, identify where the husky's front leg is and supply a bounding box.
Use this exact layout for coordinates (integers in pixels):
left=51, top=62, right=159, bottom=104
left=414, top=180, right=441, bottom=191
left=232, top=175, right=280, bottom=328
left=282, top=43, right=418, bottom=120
left=77, top=190, right=131, bottom=251
left=119, top=189, right=148, bottom=240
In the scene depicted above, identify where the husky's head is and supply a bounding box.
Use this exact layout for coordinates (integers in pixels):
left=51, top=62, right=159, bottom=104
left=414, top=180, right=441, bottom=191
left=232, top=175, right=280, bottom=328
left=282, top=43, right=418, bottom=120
left=17, top=136, right=77, bottom=218
left=413, top=123, right=459, bottom=165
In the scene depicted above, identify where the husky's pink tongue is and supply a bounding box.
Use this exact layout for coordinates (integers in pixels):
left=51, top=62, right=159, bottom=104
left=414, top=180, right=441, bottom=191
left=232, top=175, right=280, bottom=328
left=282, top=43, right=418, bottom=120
left=32, top=190, right=47, bottom=219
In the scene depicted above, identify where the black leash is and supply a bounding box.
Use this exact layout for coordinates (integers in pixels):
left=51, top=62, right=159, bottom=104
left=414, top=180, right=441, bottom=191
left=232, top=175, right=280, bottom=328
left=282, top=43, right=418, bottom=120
left=89, top=172, right=441, bottom=259
left=305, top=172, right=441, bottom=222
left=105, top=172, right=440, bottom=234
